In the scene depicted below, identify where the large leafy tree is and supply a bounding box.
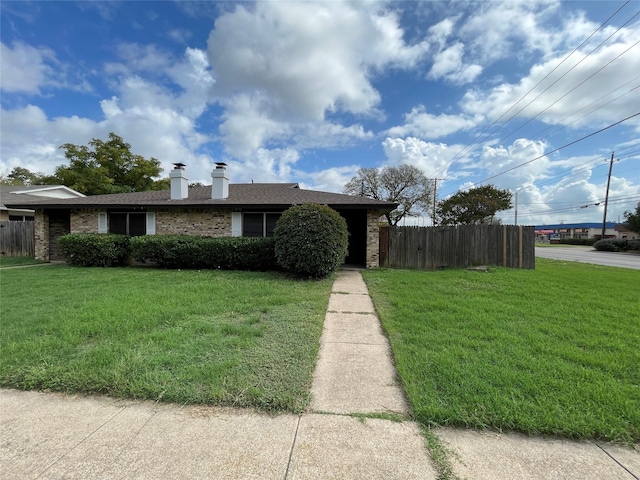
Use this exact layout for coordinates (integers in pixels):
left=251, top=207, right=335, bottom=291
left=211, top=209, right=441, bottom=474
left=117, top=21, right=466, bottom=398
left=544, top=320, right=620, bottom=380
left=436, top=185, right=513, bottom=226
left=623, top=203, right=640, bottom=234
left=0, top=167, right=55, bottom=186
left=56, top=133, right=163, bottom=195
left=344, top=165, right=434, bottom=225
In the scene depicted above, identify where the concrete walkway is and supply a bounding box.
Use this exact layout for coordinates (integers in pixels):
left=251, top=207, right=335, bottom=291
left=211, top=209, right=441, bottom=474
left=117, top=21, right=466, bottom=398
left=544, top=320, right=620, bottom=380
left=1, top=270, right=639, bottom=479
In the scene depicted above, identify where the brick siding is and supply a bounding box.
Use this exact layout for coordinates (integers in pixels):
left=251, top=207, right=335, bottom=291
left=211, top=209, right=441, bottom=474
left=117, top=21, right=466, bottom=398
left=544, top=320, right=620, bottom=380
left=366, top=210, right=382, bottom=268
left=35, top=207, right=382, bottom=266
left=34, top=210, right=49, bottom=261
left=71, top=210, right=101, bottom=233
left=155, top=209, right=232, bottom=236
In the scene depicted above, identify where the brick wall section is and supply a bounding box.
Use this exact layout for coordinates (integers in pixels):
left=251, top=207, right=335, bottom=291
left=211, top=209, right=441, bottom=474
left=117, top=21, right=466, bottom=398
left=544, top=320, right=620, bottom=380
left=71, top=210, right=101, bottom=233
left=67, top=209, right=233, bottom=237
left=155, top=209, right=232, bottom=236
left=366, top=210, right=382, bottom=268
left=34, top=210, right=49, bottom=261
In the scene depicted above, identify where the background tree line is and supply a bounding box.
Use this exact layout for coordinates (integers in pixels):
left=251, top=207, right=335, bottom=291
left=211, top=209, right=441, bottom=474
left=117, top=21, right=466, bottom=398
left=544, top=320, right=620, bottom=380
left=344, top=165, right=512, bottom=226
left=1, top=133, right=169, bottom=195
left=4, top=132, right=520, bottom=226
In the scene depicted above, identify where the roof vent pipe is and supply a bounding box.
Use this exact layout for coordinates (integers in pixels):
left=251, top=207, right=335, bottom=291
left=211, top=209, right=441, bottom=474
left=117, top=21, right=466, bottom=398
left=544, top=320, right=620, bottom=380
left=211, top=162, right=229, bottom=200
left=170, top=163, right=188, bottom=200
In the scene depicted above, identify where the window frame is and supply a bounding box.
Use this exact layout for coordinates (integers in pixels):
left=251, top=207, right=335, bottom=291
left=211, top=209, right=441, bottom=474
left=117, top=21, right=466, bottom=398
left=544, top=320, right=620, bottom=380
left=240, top=211, right=282, bottom=238
left=104, top=210, right=155, bottom=237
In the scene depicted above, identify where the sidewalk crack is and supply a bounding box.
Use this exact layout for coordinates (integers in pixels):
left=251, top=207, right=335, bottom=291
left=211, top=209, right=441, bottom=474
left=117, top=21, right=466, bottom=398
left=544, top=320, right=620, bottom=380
left=35, top=405, right=127, bottom=479
left=284, top=415, right=302, bottom=480
left=594, top=442, right=639, bottom=480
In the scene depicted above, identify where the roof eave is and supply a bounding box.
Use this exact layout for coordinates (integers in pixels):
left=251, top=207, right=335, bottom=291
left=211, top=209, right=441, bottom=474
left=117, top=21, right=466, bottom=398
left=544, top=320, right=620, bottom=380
left=5, top=201, right=399, bottom=212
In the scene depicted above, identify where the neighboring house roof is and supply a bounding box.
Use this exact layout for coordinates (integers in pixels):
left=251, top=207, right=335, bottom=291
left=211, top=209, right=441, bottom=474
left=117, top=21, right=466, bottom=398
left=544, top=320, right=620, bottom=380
left=4, top=183, right=398, bottom=211
left=1, top=185, right=85, bottom=212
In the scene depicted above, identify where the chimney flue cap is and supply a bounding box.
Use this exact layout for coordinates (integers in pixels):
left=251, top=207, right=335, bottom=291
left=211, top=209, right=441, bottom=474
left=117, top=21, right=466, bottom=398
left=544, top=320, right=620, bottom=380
left=215, top=162, right=227, bottom=169
left=173, top=162, right=186, bottom=169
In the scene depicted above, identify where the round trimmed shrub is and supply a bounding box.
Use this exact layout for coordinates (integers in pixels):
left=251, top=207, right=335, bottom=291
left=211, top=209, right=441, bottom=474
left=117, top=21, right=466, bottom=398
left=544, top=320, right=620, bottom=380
left=273, top=203, right=348, bottom=278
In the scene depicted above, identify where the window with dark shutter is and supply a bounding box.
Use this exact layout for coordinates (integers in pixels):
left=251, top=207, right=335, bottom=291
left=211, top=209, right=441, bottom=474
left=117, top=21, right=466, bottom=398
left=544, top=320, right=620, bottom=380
left=242, top=212, right=282, bottom=237
left=110, top=213, right=128, bottom=235
left=108, top=212, right=148, bottom=236
left=243, top=213, right=264, bottom=237
left=128, top=213, right=146, bottom=236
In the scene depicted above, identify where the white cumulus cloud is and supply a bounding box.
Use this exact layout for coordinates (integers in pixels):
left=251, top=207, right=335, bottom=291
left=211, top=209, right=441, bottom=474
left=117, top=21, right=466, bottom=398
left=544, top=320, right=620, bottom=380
left=207, top=0, right=429, bottom=160
left=1, top=41, right=56, bottom=94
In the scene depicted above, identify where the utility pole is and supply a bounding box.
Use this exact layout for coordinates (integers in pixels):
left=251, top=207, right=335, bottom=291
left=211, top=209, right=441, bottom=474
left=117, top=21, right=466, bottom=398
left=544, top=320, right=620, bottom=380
left=432, top=178, right=445, bottom=226
left=515, top=191, right=519, bottom=225
left=601, top=152, right=615, bottom=240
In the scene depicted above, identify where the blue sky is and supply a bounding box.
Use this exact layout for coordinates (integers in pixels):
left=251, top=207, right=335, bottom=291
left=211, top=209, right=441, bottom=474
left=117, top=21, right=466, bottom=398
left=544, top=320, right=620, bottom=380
left=1, top=0, right=639, bottom=225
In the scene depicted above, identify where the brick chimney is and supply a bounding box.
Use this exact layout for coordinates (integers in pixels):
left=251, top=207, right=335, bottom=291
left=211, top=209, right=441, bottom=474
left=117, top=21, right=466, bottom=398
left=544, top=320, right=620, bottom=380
left=211, top=162, right=229, bottom=200
left=170, top=163, right=188, bottom=200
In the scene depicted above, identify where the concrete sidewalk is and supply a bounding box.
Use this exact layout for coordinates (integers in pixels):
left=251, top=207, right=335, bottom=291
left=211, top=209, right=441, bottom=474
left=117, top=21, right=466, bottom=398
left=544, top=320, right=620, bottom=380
left=1, top=269, right=638, bottom=479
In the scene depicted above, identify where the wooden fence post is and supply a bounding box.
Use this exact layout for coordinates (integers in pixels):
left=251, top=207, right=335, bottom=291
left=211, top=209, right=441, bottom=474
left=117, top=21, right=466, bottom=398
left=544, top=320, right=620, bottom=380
left=519, top=225, right=523, bottom=269
left=502, top=226, right=507, bottom=267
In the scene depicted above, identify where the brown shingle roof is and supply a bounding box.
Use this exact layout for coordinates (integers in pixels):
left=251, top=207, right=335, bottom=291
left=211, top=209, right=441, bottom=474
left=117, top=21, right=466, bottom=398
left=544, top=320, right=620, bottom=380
left=1, top=185, right=84, bottom=210
left=4, top=183, right=398, bottom=211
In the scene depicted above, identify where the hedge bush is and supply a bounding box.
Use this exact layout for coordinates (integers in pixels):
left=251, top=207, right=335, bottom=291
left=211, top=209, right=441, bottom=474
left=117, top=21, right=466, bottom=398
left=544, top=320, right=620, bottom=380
left=593, top=238, right=640, bottom=252
left=273, top=203, right=348, bottom=278
left=130, top=235, right=276, bottom=270
left=559, top=238, right=597, bottom=246
left=58, top=233, right=130, bottom=267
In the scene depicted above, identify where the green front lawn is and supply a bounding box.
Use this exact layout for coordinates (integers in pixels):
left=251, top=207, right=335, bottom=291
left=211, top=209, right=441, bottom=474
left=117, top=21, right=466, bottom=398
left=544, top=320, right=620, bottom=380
left=0, top=256, right=44, bottom=267
left=0, top=266, right=333, bottom=412
left=363, top=259, right=640, bottom=444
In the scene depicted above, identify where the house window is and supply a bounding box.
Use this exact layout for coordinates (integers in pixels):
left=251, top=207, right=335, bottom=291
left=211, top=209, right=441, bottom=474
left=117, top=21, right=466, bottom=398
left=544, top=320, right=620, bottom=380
left=242, top=212, right=281, bottom=237
left=109, top=212, right=148, bottom=236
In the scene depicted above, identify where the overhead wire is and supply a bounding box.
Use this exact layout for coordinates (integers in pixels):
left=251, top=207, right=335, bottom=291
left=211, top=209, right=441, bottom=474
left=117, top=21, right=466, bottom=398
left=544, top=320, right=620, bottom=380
left=473, top=112, right=640, bottom=185
left=528, top=145, right=640, bottom=189
left=515, top=78, right=640, bottom=145
left=489, top=36, right=640, bottom=146
left=429, top=0, right=635, bottom=179
left=438, top=83, right=640, bottom=196
left=441, top=37, right=640, bottom=188
left=512, top=194, right=640, bottom=218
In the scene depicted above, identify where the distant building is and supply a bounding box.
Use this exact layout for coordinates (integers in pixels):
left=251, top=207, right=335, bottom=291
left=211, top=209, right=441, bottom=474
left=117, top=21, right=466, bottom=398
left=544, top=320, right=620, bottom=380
left=534, top=222, right=619, bottom=242
left=614, top=223, right=640, bottom=240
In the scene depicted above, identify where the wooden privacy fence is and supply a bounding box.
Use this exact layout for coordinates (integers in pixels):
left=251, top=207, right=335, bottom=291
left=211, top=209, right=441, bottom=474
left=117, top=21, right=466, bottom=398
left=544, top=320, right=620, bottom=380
left=379, top=225, right=535, bottom=270
left=0, top=221, right=35, bottom=257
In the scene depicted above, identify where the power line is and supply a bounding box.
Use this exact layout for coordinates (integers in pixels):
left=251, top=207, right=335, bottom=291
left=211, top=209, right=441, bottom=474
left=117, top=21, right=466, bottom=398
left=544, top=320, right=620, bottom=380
left=528, top=157, right=605, bottom=189
left=517, top=79, right=640, bottom=146
left=518, top=194, right=640, bottom=206
left=443, top=41, right=639, bottom=186
left=430, top=1, right=636, bottom=179
left=475, top=112, right=640, bottom=185
left=492, top=37, right=640, bottom=146
left=511, top=194, right=640, bottom=218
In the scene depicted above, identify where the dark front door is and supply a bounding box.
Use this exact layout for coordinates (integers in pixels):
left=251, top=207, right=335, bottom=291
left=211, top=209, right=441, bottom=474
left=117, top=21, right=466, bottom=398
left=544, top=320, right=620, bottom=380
left=337, top=209, right=367, bottom=266
left=48, top=210, right=71, bottom=261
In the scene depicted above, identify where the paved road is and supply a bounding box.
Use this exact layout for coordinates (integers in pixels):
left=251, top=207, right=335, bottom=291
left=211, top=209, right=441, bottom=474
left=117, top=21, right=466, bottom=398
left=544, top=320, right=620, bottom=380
left=535, top=246, right=640, bottom=270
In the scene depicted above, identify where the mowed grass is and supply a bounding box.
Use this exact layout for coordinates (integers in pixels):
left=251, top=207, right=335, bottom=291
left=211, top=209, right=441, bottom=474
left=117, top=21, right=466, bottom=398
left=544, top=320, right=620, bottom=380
left=0, top=266, right=333, bottom=412
left=0, top=256, right=45, bottom=267
left=362, top=259, right=640, bottom=444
